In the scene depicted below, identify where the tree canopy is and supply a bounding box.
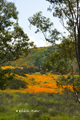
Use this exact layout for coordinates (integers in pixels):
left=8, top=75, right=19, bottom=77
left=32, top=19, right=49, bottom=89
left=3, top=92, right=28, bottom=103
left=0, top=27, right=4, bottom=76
left=45, top=0, right=80, bottom=102
left=28, top=0, right=80, bottom=102
left=46, top=0, right=80, bottom=74
left=0, top=0, right=34, bottom=90
left=0, top=0, right=34, bottom=65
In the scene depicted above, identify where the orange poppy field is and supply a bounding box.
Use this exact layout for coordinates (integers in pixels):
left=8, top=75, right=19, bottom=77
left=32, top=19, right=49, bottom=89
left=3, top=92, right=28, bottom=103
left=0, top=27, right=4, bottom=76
left=1, top=66, right=74, bottom=93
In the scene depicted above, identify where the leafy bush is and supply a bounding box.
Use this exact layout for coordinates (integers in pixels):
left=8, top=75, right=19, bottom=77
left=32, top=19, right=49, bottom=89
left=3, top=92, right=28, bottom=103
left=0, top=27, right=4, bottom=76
left=0, top=68, right=9, bottom=90
left=56, top=75, right=80, bottom=103
left=9, top=78, right=28, bottom=89
left=0, top=105, right=7, bottom=112
left=7, top=67, right=41, bottom=75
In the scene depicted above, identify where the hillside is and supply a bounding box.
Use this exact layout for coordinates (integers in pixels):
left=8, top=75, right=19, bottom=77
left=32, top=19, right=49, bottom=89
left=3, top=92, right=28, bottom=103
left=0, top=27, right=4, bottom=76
left=4, top=46, right=56, bottom=68
left=3, top=45, right=78, bottom=74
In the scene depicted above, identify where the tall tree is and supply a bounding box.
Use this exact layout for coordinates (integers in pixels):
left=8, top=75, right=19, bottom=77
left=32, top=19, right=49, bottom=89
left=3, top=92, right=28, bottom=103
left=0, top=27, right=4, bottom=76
left=0, top=0, right=34, bottom=89
left=28, top=11, right=76, bottom=74
left=0, top=0, right=34, bottom=65
left=46, top=0, right=80, bottom=103
left=28, top=7, right=80, bottom=103
left=46, top=0, right=80, bottom=75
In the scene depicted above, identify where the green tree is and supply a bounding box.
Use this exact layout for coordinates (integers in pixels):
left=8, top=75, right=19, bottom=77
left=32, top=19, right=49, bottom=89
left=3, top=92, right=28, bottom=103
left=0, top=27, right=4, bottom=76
left=28, top=11, right=75, bottom=74
left=46, top=0, right=80, bottom=74
left=0, top=0, right=34, bottom=90
left=46, top=0, right=80, bottom=103
left=44, top=35, right=76, bottom=73
left=28, top=4, right=80, bottom=102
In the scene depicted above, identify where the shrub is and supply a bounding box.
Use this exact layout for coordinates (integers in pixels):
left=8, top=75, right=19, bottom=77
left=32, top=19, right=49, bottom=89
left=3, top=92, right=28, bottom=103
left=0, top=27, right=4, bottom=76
left=0, top=68, right=9, bottom=90
left=0, top=105, right=7, bottom=112
left=9, top=78, right=28, bottom=89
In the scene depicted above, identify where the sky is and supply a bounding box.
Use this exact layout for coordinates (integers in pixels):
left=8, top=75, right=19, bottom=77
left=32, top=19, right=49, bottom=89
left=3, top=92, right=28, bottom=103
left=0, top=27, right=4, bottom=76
left=7, top=0, right=68, bottom=47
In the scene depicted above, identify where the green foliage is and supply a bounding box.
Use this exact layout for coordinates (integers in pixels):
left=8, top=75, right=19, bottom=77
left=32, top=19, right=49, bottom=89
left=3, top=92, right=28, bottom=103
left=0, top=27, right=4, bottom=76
left=28, top=11, right=61, bottom=44
left=56, top=75, right=80, bottom=103
left=9, top=78, right=27, bottom=90
left=0, top=0, right=35, bottom=90
left=0, top=68, right=28, bottom=90
left=0, top=0, right=34, bottom=64
left=46, top=0, right=77, bottom=33
left=0, top=92, right=80, bottom=119
left=29, top=47, right=55, bottom=67
left=46, top=0, right=80, bottom=75
left=45, top=0, right=80, bottom=102
left=0, top=105, right=7, bottom=112
left=0, top=68, right=9, bottom=90
left=7, top=67, right=40, bottom=75
left=59, top=35, right=76, bottom=59
left=0, top=0, right=18, bottom=32
left=28, top=11, right=53, bottom=33
left=42, top=36, right=76, bottom=74
left=5, top=46, right=55, bottom=68
left=28, top=10, right=77, bottom=75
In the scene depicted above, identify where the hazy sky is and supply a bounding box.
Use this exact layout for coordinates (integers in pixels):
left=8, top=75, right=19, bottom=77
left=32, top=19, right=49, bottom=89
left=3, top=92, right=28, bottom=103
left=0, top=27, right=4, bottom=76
left=7, top=0, right=68, bottom=47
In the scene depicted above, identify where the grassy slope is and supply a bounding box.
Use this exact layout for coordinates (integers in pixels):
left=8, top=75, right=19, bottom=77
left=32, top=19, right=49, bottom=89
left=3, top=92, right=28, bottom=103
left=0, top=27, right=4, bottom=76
left=0, top=91, right=80, bottom=120
left=3, top=45, right=78, bottom=74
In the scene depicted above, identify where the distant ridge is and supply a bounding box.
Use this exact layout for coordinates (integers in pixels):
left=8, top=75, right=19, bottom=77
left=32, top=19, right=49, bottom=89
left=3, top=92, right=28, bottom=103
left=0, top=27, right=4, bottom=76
left=4, top=46, right=56, bottom=67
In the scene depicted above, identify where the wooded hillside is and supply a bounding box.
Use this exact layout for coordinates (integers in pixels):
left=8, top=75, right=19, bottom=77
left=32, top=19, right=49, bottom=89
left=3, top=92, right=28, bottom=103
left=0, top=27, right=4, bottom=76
left=4, top=46, right=56, bottom=67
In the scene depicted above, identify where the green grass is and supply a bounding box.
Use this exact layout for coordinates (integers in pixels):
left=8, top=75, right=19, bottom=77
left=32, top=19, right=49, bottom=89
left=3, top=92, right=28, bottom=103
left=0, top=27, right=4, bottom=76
left=0, top=90, right=80, bottom=120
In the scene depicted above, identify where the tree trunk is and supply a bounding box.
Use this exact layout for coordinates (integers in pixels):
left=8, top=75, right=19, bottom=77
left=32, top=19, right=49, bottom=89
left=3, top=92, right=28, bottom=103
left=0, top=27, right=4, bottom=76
left=74, top=26, right=79, bottom=75
left=78, top=20, right=80, bottom=75
left=75, top=92, right=80, bottom=103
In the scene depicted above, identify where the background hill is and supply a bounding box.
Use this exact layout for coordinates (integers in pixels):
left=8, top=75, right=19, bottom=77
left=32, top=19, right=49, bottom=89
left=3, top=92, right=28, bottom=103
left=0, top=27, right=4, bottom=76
left=4, top=46, right=56, bottom=68
left=3, top=45, right=78, bottom=74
